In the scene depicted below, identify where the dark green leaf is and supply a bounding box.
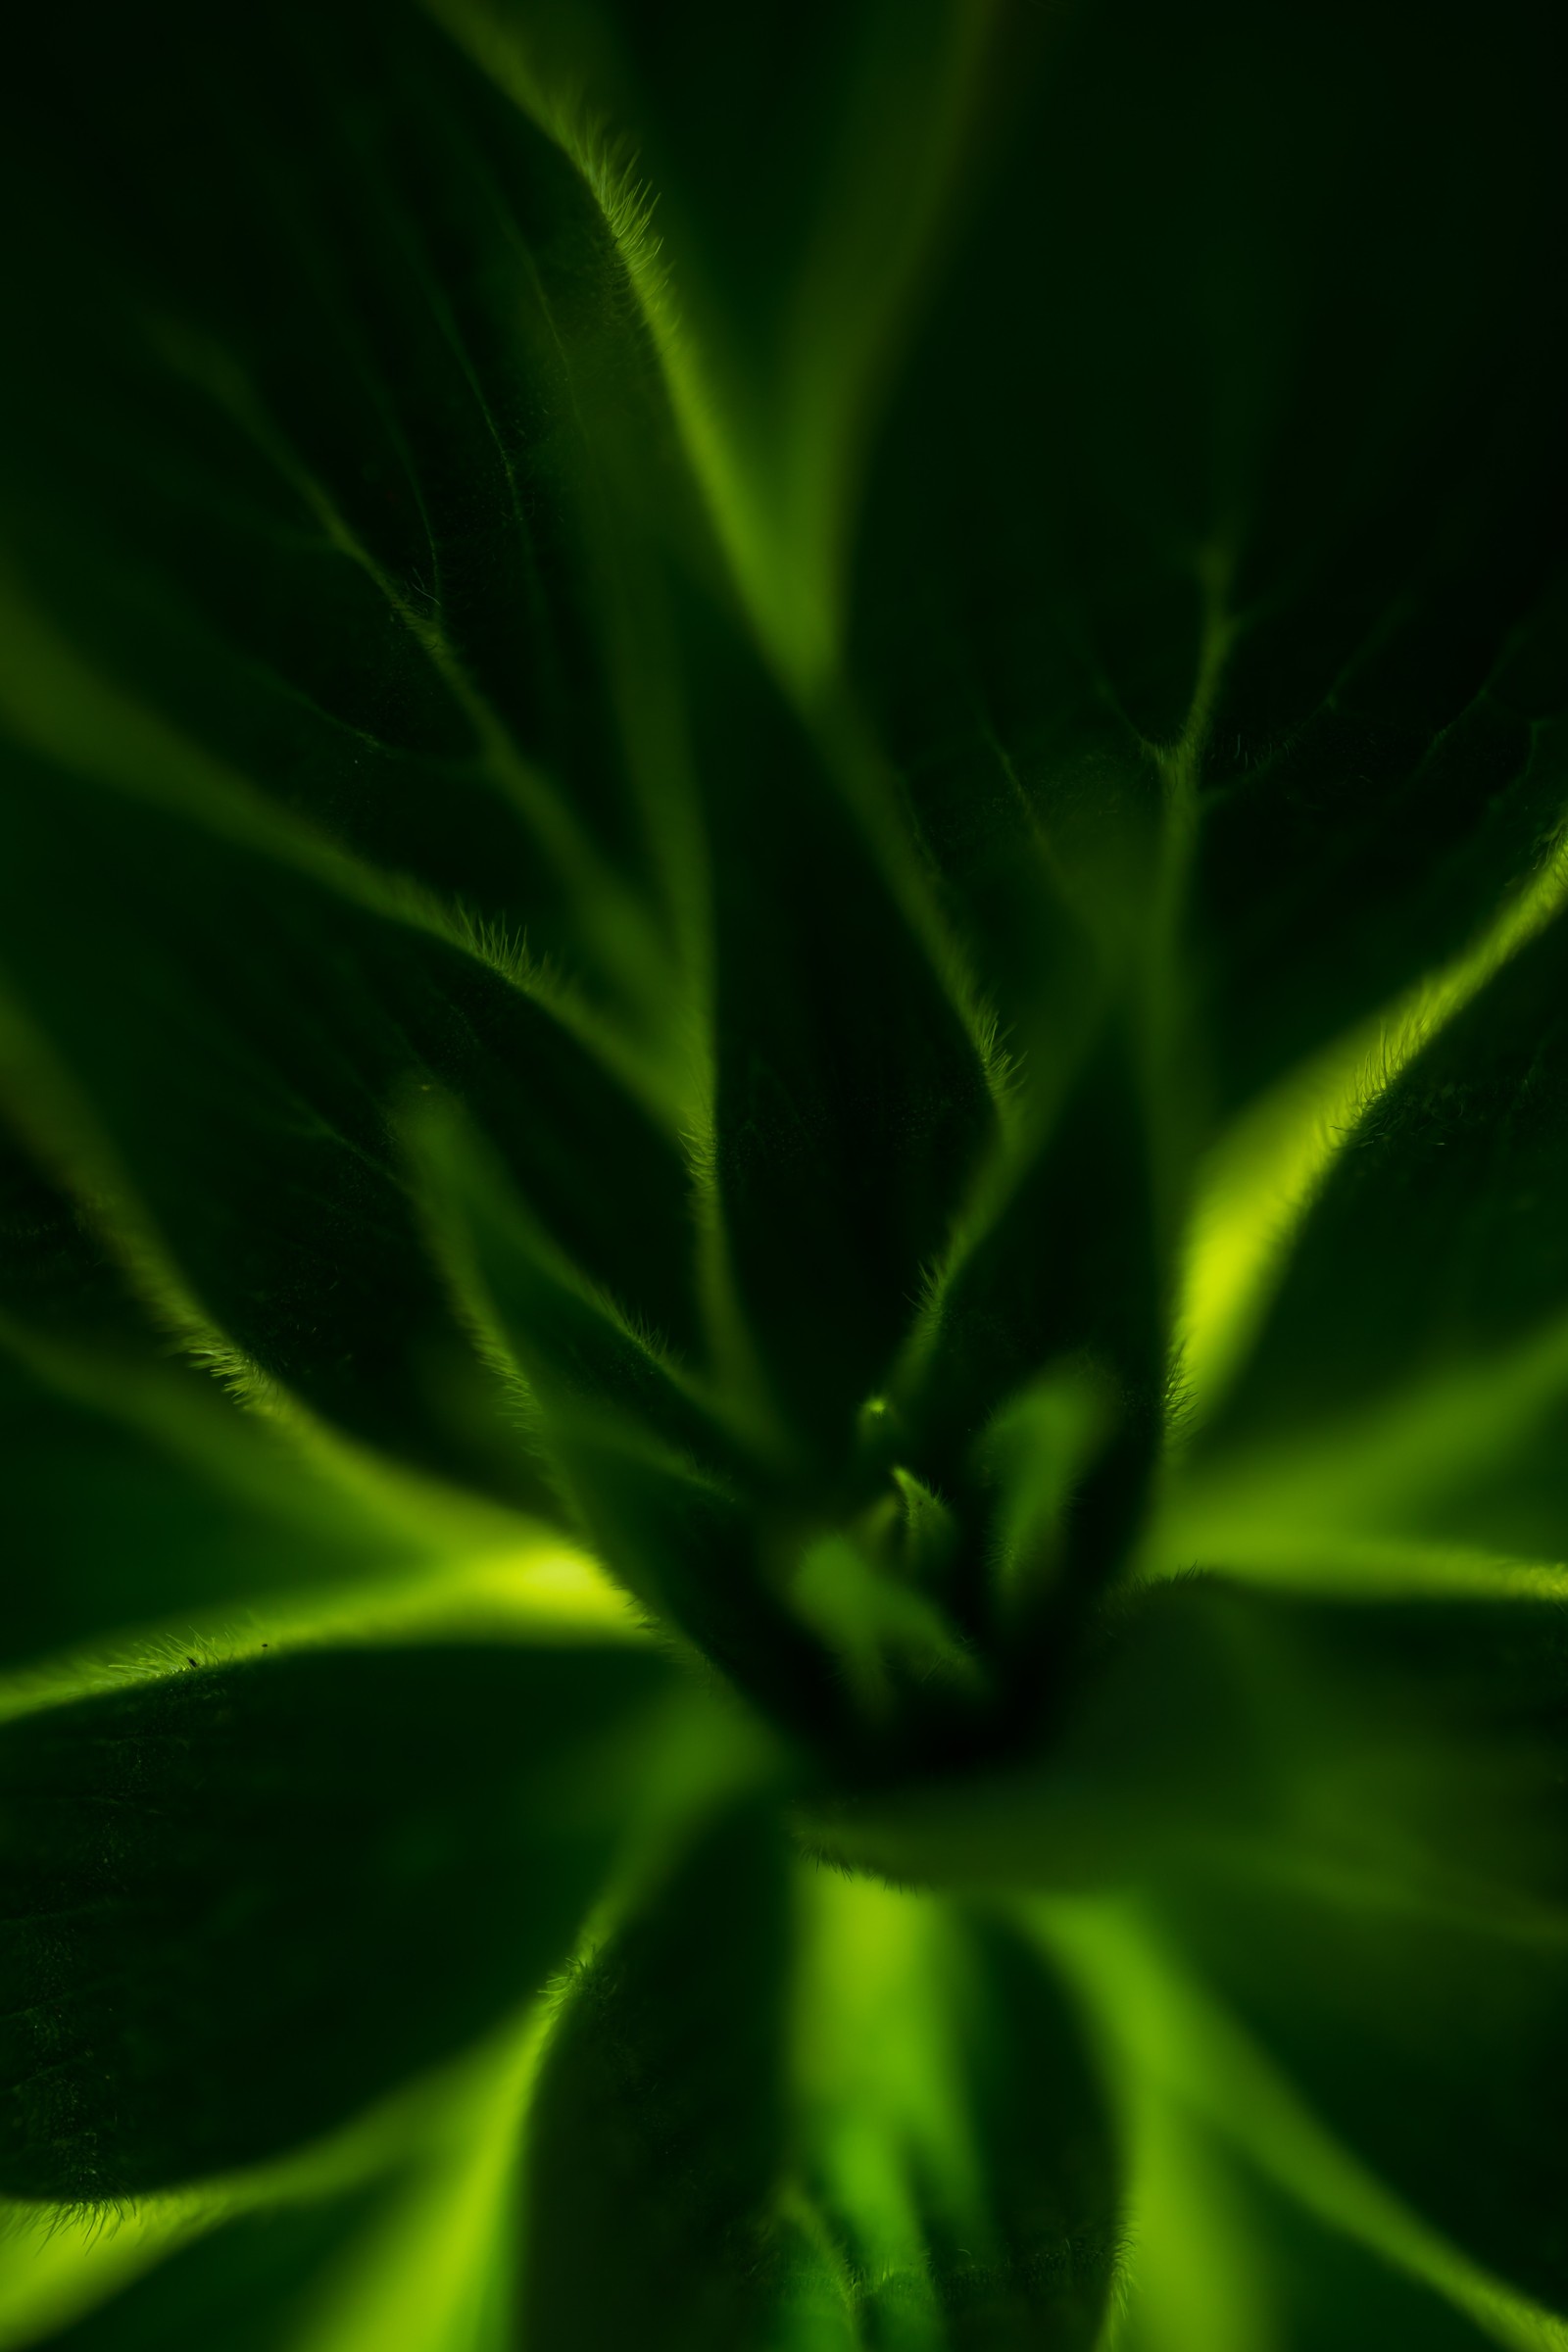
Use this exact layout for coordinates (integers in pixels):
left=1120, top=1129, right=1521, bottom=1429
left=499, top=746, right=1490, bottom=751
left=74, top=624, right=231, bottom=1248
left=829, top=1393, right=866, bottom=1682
left=1191, top=902, right=1568, bottom=1563
left=0, top=1113, right=529, bottom=1671
left=412, top=1106, right=854, bottom=1744
left=1226, top=2158, right=1511, bottom=2352
left=0, top=0, right=684, bottom=1013
left=0, top=1640, right=674, bottom=2198
left=802, top=1576, right=1276, bottom=1891
left=517, top=1805, right=788, bottom=2351
left=820, top=1575, right=1568, bottom=2307
left=3, top=0, right=1566, bottom=2335
left=0, top=1318, right=437, bottom=1671
left=889, top=1026, right=1168, bottom=1656
left=412, top=1102, right=735, bottom=1479
left=1108, top=2109, right=1503, bottom=2352
left=0, top=1114, right=154, bottom=1353
left=1117, top=1586, right=1568, bottom=2316
left=518, top=1804, right=1122, bottom=2349
left=449, top=0, right=998, bottom=687
left=690, top=607, right=998, bottom=1467
left=31, top=2191, right=386, bottom=2352
left=1167, top=1863, right=1568, bottom=2319
left=808, top=1572, right=1568, bottom=1920
left=846, top=0, right=1568, bottom=1119
left=0, top=761, right=697, bottom=1497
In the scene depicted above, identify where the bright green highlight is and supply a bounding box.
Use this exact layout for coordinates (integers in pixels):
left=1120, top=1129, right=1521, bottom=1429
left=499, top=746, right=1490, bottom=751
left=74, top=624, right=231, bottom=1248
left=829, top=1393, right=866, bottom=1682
left=1039, top=1901, right=1568, bottom=2352
left=1178, top=826, right=1568, bottom=1432
left=1150, top=1308, right=1568, bottom=1594
left=790, top=1871, right=987, bottom=2326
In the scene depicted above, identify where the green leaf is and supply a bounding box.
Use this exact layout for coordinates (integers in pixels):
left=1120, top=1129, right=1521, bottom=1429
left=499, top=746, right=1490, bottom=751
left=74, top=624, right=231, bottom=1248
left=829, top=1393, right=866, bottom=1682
left=3, top=0, right=1567, bottom=2335
left=1221, top=2158, right=1518, bottom=2352
left=1165, top=1863, right=1568, bottom=2320
left=0, top=1641, right=675, bottom=2199
left=0, top=1112, right=558, bottom=1673
left=801, top=1577, right=1275, bottom=1892
left=1087, top=1585, right=1568, bottom=2317
left=827, top=1574, right=1568, bottom=2311
left=807, top=1572, right=1568, bottom=1941
left=0, top=1111, right=156, bottom=1353
left=28, top=2191, right=387, bottom=2352
left=412, top=1105, right=855, bottom=1744
left=0, top=0, right=683, bottom=1016
left=412, top=1101, right=739, bottom=1484
left=889, top=1033, right=1168, bottom=1656
left=846, top=0, right=1568, bottom=1119
left=1185, top=902, right=1568, bottom=1569
left=786, top=1900, right=1121, bottom=2352
left=443, top=0, right=1001, bottom=689
left=1102, top=2102, right=1505, bottom=2352
left=0, top=1318, right=437, bottom=1673
left=689, top=611, right=998, bottom=1468
left=0, top=761, right=697, bottom=1499
left=516, top=1805, right=787, bottom=2350
left=517, top=1806, right=1122, bottom=2349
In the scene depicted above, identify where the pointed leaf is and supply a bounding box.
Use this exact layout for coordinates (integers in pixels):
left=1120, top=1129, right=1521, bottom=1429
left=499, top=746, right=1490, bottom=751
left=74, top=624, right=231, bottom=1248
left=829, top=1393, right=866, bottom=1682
left=846, top=0, right=1568, bottom=1117
left=0, top=1640, right=676, bottom=2198
left=517, top=1804, right=1122, bottom=2348
left=1223, top=2154, right=1519, bottom=2352
left=1, top=1320, right=443, bottom=1672
left=0, top=0, right=682, bottom=1008
left=29, top=2191, right=387, bottom=2352
left=1166, top=1850, right=1568, bottom=2320
left=517, top=1804, right=788, bottom=2351
left=1191, top=902, right=1568, bottom=1565
left=692, top=611, right=996, bottom=1463
left=1164, top=1589, right=1568, bottom=2307
left=413, top=1107, right=853, bottom=1742
left=890, top=1026, right=1168, bottom=1649
left=0, top=760, right=698, bottom=1494
left=860, top=1575, right=1568, bottom=2316
left=0, top=1117, right=549, bottom=1671
left=448, top=0, right=1000, bottom=686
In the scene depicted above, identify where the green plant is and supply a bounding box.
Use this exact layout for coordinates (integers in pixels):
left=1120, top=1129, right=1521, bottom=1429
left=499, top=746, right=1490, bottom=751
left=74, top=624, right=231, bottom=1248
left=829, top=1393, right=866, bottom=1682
left=2, top=0, right=1567, bottom=2343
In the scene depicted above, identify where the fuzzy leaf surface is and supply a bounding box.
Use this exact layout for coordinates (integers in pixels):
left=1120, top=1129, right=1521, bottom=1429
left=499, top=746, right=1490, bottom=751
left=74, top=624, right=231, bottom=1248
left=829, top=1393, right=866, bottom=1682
left=0, top=1642, right=674, bottom=2199
left=27, top=2192, right=387, bottom=2352
left=518, top=1805, right=1122, bottom=2350
left=1185, top=903, right=1568, bottom=1569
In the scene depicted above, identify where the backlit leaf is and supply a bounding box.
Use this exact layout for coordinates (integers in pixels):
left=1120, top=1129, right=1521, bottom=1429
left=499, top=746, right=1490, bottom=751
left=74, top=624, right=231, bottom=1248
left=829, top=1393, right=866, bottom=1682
left=0, top=1641, right=675, bottom=2198
left=517, top=1806, right=1121, bottom=2349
